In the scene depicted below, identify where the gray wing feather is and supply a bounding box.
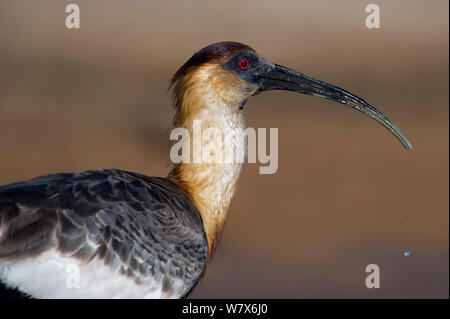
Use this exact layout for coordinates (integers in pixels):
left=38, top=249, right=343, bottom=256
left=0, top=169, right=207, bottom=298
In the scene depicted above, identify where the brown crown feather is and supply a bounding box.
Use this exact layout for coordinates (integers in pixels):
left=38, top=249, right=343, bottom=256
left=170, top=41, right=254, bottom=87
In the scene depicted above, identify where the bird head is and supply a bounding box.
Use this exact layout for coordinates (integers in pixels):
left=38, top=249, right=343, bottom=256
left=171, top=41, right=411, bottom=149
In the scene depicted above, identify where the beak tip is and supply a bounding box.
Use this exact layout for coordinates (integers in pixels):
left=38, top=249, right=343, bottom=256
left=403, top=139, right=413, bottom=150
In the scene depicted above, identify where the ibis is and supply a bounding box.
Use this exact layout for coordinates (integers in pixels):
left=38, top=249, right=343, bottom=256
left=0, top=41, right=411, bottom=298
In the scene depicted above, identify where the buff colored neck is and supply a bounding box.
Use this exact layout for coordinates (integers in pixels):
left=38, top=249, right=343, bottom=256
left=168, top=65, right=249, bottom=258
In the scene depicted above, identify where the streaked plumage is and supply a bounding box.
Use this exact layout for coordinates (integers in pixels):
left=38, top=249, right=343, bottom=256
left=0, top=169, right=206, bottom=298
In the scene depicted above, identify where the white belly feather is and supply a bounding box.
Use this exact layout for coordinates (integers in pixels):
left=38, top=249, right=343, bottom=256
left=0, top=249, right=184, bottom=299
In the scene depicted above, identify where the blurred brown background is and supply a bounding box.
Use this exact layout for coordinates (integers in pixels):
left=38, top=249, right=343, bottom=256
left=0, top=1, right=448, bottom=298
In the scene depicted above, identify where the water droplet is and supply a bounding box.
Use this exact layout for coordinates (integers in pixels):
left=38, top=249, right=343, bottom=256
left=403, top=251, right=411, bottom=257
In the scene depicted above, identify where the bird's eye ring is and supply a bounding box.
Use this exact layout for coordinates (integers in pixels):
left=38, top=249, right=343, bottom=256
left=238, top=58, right=249, bottom=70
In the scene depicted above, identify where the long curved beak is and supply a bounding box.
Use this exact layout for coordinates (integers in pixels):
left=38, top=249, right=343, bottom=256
left=257, top=63, right=412, bottom=149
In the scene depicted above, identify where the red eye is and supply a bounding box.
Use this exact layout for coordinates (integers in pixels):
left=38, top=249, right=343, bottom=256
left=238, top=58, right=249, bottom=70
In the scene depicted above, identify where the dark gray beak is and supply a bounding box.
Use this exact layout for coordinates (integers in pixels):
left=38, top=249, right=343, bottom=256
left=257, top=63, right=412, bottom=149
